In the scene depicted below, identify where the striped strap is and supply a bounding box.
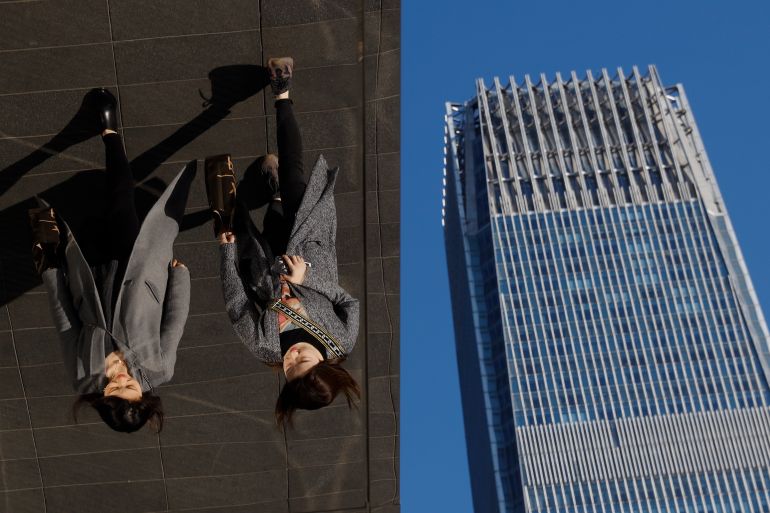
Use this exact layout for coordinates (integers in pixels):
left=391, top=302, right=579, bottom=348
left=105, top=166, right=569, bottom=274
left=269, top=300, right=346, bottom=359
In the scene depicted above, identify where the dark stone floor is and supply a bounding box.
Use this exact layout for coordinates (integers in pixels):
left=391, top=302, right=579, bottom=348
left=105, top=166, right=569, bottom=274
left=0, top=1, right=399, bottom=512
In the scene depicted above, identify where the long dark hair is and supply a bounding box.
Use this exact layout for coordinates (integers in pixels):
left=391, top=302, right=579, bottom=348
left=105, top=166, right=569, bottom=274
left=275, top=359, right=361, bottom=425
left=74, top=393, right=164, bottom=433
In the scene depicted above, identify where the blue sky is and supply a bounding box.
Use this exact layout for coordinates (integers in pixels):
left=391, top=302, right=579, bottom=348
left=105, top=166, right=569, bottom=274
left=401, top=1, right=770, bottom=511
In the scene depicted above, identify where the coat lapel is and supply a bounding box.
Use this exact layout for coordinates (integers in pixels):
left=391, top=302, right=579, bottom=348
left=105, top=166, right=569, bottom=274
left=112, top=161, right=196, bottom=339
left=289, top=154, right=338, bottom=244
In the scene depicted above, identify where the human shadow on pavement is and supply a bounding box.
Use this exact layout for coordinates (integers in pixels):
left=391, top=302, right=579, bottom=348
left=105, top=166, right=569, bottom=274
left=0, top=64, right=270, bottom=304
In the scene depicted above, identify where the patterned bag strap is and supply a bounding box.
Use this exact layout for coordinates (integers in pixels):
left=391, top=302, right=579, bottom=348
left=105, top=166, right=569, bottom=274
left=269, top=300, right=346, bottom=359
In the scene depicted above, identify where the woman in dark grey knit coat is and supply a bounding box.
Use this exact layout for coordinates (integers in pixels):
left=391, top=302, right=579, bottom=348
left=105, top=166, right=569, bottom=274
left=216, top=58, right=360, bottom=423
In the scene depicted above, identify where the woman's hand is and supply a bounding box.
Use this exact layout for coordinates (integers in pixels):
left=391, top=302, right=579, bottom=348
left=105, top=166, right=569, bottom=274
left=171, top=258, right=186, bottom=268
left=218, top=231, right=236, bottom=245
left=280, top=255, right=307, bottom=285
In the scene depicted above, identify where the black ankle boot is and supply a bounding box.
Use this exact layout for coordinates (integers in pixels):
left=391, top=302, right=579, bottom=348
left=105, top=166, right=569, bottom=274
left=87, top=88, right=118, bottom=132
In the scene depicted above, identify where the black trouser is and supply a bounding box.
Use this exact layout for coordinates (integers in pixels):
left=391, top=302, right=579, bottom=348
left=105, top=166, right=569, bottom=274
left=77, top=133, right=140, bottom=316
left=101, top=133, right=140, bottom=262
left=263, top=99, right=307, bottom=256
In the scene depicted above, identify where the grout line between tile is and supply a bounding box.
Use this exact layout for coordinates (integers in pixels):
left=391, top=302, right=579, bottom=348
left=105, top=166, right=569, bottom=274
left=38, top=477, right=164, bottom=490
left=186, top=311, right=226, bottom=319
left=0, top=65, right=360, bottom=100
left=14, top=361, right=63, bottom=369
left=18, top=446, right=159, bottom=462
left=0, top=485, right=43, bottom=494
left=119, top=114, right=262, bottom=132
left=366, top=433, right=398, bottom=440
left=156, top=428, right=169, bottom=511
left=283, top=458, right=367, bottom=472
left=370, top=3, right=399, bottom=505
left=189, top=274, right=219, bottom=281
left=171, top=239, right=219, bottom=247
left=359, top=2, right=376, bottom=509
left=110, top=28, right=259, bottom=45
left=261, top=15, right=358, bottom=31
left=286, top=486, right=366, bottom=500
left=8, top=167, right=101, bottom=179
left=4, top=326, right=52, bottom=333
left=0, top=85, right=115, bottom=98
left=367, top=374, right=399, bottom=380
left=160, top=439, right=283, bottom=450
left=365, top=93, right=399, bottom=105
left=0, top=41, right=112, bottom=55
left=363, top=47, right=399, bottom=59
left=0, top=0, right=43, bottom=5
left=156, top=372, right=273, bottom=388
left=143, top=497, right=289, bottom=513
left=176, top=341, right=240, bottom=352
left=261, top=104, right=362, bottom=117
left=284, top=61, right=360, bottom=73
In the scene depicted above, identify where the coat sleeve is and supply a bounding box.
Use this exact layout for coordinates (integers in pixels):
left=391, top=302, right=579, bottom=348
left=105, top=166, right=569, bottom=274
left=41, top=268, right=82, bottom=348
left=41, top=268, right=83, bottom=387
left=159, top=265, right=191, bottom=364
left=220, top=243, right=277, bottom=360
left=298, top=270, right=360, bottom=354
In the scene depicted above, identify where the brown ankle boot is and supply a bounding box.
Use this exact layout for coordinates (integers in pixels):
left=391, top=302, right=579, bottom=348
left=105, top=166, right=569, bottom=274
left=204, top=154, right=237, bottom=237
left=28, top=207, right=60, bottom=274
left=267, top=57, right=293, bottom=96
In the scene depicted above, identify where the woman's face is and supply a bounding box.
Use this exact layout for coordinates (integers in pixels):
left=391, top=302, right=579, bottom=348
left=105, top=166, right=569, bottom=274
left=283, top=342, right=323, bottom=381
left=104, top=352, right=142, bottom=402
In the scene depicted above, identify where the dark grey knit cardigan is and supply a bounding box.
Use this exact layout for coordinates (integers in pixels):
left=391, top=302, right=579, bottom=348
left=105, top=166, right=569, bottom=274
left=220, top=155, right=360, bottom=362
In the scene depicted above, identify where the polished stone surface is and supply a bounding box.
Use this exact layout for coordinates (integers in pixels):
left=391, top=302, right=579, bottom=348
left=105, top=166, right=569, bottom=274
left=0, top=1, right=399, bottom=512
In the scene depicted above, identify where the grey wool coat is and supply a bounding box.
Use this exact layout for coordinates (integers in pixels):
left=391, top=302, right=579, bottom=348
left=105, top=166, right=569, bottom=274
left=41, top=165, right=192, bottom=393
left=220, top=155, right=359, bottom=363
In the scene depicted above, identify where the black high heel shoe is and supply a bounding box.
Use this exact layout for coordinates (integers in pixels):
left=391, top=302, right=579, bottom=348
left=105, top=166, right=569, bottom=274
left=86, top=88, right=119, bottom=132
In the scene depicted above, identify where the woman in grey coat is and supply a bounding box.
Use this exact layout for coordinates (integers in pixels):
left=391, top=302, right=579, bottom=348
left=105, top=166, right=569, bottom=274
left=30, top=89, right=192, bottom=433
left=215, top=58, right=360, bottom=424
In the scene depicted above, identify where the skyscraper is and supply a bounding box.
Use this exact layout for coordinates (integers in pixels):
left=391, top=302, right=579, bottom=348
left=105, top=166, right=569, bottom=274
left=443, top=65, right=770, bottom=513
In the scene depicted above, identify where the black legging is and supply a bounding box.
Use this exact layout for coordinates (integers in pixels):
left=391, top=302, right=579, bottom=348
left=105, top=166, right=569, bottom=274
left=75, top=133, right=140, bottom=316
left=102, top=133, right=140, bottom=262
left=263, top=99, right=308, bottom=256
left=89, top=133, right=190, bottom=317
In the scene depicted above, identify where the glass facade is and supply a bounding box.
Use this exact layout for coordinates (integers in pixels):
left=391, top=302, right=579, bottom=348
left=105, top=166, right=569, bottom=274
left=443, top=66, right=770, bottom=513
